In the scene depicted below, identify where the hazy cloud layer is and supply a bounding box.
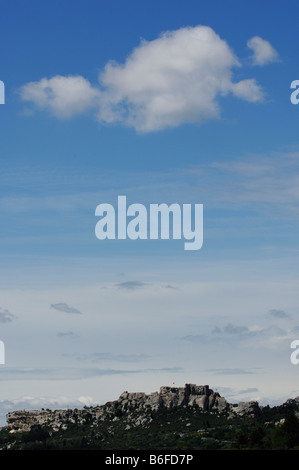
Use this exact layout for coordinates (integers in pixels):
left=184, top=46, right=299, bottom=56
left=18, top=26, right=277, bottom=132
left=0, top=366, right=183, bottom=381
left=188, top=150, right=299, bottom=216
left=70, top=352, right=150, bottom=363
left=1, top=149, right=299, bottom=218
left=180, top=320, right=297, bottom=350
left=206, top=368, right=256, bottom=375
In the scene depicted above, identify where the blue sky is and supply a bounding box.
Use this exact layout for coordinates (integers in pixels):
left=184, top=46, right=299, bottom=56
left=0, top=0, right=299, bottom=424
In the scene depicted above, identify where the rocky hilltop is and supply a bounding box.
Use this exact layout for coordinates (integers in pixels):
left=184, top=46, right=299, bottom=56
left=6, top=383, right=261, bottom=433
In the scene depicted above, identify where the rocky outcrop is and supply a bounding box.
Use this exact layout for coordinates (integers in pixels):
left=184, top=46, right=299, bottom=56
left=229, top=401, right=262, bottom=418
left=5, top=383, right=262, bottom=433
left=6, top=408, right=93, bottom=433
left=115, top=384, right=227, bottom=413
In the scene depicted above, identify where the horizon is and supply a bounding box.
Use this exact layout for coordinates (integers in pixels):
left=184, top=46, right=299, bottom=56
left=1, top=379, right=295, bottom=428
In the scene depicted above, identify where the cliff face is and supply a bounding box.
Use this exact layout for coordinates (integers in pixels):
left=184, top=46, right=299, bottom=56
left=5, top=383, right=261, bottom=433
left=117, top=384, right=227, bottom=413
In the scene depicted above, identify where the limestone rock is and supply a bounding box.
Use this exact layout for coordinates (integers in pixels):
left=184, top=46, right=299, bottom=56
left=231, top=401, right=262, bottom=417
left=5, top=383, right=233, bottom=432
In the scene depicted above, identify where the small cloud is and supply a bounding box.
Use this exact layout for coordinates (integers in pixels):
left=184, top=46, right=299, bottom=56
left=179, top=334, right=206, bottom=343
left=0, top=308, right=17, bottom=323
left=212, top=326, right=222, bottom=334
left=230, top=78, right=264, bottom=102
left=247, top=36, right=279, bottom=66
left=223, top=324, right=249, bottom=335
left=115, top=281, right=147, bottom=290
left=57, top=331, right=75, bottom=337
left=268, top=309, right=290, bottom=319
left=50, top=303, right=82, bottom=314
left=212, top=323, right=249, bottom=335
left=161, top=284, right=177, bottom=290
left=19, top=75, right=100, bottom=119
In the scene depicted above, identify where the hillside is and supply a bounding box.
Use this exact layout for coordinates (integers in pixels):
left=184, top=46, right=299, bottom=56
left=1, top=383, right=299, bottom=450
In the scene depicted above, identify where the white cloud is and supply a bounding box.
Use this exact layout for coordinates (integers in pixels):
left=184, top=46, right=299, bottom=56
left=97, top=26, right=264, bottom=132
left=19, top=75, right=100, bottom=118
left=19, top=26, right=267, bottom=132
left=230, top=78, right=264, bottom=102
left=247, top=36, right=279, bottom=66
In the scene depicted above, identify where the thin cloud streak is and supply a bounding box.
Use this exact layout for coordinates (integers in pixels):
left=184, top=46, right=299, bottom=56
left=50, top=303, right=82, bottom=314
left=0, top=366, right=184, bottom=381
left=115, top=281, right=148, bottom=290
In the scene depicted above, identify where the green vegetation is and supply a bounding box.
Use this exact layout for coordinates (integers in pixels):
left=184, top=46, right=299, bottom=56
left=1, top=400, right=299, bottom=450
